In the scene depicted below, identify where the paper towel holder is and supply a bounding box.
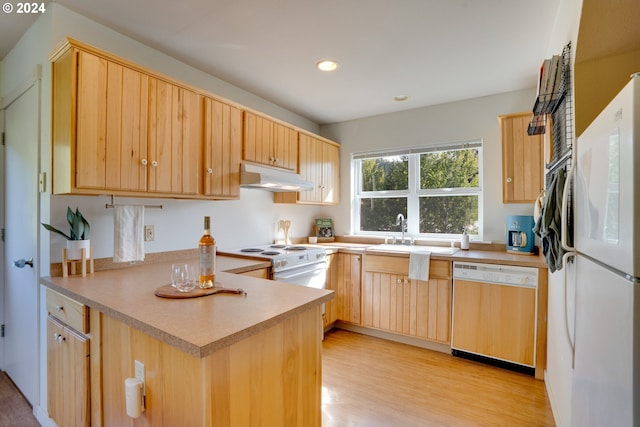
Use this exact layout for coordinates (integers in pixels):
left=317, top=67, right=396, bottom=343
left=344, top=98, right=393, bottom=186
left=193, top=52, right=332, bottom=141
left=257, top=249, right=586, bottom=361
left=125, top=377, right=145, bottom=418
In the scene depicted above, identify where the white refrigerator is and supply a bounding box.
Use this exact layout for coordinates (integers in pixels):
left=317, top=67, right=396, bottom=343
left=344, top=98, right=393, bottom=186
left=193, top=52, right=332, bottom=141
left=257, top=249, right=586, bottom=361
left=568, top=73, right=640, bottom=427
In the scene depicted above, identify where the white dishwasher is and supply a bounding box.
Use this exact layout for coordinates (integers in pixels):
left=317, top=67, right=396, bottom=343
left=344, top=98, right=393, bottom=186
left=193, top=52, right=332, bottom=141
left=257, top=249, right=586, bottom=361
left=451, top=261, right=538, bottom=373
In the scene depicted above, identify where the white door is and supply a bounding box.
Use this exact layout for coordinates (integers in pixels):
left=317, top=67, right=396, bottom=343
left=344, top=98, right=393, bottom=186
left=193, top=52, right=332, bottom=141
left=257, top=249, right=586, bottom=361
left=1, top=75, right=40, bottom=406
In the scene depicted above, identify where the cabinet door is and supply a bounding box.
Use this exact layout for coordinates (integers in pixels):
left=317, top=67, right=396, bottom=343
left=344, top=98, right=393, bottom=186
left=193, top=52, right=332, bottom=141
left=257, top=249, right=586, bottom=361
left=363, top=271, right=404, bottom=332
left=105, top=61, right=149, bottom=192
left=322, top=141, right=340, bottom=204
left=148, top=79, right=201, bottom=195
left=203, top=97, right=242, bottom=198
left=297, top=133, right=321, bottom=202
left=337, top=253, right=361, bottom=324
left=75, top=51, right=107, bottom=189
left=412, top=278, right=451, bottom=343
left=272, top=121, right=298, bottom=171
left=296, top=134, right=340, bottom=204
left=500, top=112, right=544, bottom=203
left=324, top=254, right=339, bottom=328
left=243, top=111, right=273, bottom=166
left=47, top=316, right=90, bottom=427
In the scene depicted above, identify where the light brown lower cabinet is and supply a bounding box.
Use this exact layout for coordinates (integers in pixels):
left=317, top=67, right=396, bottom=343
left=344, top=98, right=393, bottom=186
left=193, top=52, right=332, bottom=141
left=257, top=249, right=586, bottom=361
left=324, top=253, right=339, bottom=328
left=362, top=255, right=451, bottom=344
left=99, top=307, right=321, bottom=426
left=325, top=252, right=362, bottom=329
left=47, top=315, right=90, bottom=427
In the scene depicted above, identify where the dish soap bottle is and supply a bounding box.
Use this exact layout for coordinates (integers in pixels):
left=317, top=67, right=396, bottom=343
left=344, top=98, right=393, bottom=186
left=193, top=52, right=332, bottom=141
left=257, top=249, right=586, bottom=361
left=199, top=216, right=216, bottom=288
left=461, top=229, right=470, bottom=251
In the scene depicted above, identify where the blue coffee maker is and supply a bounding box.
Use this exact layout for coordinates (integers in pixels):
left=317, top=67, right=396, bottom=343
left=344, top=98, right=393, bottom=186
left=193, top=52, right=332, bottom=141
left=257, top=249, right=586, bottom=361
left=506, top=215, right=535, bottom=254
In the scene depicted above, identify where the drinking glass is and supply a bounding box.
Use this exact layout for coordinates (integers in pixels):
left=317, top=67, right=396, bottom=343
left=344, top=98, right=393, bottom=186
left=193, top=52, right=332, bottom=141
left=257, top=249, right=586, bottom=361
left=173, top=264, right=196, bottom=293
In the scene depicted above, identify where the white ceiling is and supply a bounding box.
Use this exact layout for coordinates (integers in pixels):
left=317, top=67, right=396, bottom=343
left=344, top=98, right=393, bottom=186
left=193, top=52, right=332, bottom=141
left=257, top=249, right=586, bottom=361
left=1, top=0, right=561, bottom=124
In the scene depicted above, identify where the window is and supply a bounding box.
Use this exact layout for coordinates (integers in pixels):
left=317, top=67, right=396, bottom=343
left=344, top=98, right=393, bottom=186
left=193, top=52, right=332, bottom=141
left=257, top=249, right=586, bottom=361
left=353, top=141, right=482, bottom=239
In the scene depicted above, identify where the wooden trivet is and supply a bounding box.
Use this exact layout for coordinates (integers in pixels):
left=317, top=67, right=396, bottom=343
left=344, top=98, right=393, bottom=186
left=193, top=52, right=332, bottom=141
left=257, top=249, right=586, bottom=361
left=154, top=284, right=246, bottom=299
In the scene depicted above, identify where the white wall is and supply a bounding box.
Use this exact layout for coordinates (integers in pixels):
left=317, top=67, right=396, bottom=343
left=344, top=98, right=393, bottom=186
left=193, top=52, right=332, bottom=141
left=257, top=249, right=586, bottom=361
left=542, top=0, right=583, bottom=426
left=320, top=89, right=538, bottom=242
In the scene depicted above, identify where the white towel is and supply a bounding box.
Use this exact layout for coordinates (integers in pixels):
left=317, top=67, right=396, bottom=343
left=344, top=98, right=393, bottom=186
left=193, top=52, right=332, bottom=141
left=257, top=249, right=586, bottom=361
left=113, top=205, right=145, bottom=263
left=409, top=251, right=431, bottom=281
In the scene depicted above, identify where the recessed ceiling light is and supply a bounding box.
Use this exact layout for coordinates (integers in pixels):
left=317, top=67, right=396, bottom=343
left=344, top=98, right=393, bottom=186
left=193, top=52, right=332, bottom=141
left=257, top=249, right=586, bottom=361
left=316, top=60, right=339, bottom=72
left=394, top=95, right=409, bottom=102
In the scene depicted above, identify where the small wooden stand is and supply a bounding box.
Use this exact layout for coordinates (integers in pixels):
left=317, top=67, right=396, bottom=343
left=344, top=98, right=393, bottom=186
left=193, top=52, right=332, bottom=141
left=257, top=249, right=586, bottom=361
left=62, top=246, right=94, bottom=277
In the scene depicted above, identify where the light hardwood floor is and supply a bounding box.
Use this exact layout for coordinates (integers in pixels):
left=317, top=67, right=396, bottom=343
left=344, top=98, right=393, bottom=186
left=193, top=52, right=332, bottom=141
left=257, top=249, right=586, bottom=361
left=322, top=329, right=555, bottom=427
left=1, top=330, right=554, bottom=427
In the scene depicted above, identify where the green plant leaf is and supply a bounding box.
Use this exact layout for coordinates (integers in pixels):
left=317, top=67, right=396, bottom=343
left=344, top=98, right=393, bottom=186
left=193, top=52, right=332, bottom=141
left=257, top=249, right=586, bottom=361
left=41, top=223, right=71, bottom=240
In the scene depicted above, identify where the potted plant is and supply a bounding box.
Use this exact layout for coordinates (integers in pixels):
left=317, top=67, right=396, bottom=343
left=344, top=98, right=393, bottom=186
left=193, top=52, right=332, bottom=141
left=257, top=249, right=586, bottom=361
left=42, top=207, right=91, bottom=260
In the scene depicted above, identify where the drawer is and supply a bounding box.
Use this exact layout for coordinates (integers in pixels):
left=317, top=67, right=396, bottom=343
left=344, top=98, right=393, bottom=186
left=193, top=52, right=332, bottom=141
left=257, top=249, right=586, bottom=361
left=365, top=255, right=451, bottom=279
left=46, top=289, right=89, bottom=333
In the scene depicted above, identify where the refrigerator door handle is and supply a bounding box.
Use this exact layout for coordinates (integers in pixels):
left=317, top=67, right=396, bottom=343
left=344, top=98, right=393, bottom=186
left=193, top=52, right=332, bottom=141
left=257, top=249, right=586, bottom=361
left=562, top=250, right=576, bottom=368
left=560, top=161, right=576, bottom=252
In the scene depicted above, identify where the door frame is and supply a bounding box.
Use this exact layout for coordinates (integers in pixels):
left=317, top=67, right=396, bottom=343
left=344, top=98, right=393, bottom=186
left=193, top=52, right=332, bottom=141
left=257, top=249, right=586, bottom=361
left=0, top=64, right=43, bottom=396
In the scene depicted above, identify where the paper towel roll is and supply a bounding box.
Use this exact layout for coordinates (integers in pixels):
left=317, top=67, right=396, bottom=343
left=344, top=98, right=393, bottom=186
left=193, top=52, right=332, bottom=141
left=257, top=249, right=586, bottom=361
left=125, top=378, right=144, bottom=418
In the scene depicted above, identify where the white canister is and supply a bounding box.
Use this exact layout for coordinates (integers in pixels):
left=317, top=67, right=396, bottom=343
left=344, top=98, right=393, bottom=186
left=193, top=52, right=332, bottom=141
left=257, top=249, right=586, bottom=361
left=461, top=231, right=470, bottom=250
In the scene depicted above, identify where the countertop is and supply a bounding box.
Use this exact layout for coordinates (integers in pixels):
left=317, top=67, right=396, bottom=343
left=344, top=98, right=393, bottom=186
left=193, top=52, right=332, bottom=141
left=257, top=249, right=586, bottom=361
left=318, top=242, right=548, bottom=269
left=41, top=256, right=333, bottom=358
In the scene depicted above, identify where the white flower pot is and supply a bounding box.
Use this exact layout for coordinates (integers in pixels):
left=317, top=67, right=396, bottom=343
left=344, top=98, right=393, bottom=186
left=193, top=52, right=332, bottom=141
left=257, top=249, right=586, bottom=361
left=66, top=239, right=91, bottom=260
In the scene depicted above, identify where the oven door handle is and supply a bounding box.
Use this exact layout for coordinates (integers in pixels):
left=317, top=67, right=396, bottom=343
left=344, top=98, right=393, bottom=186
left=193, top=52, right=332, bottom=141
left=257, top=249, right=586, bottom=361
left=274, top=263, right=326, bottom=280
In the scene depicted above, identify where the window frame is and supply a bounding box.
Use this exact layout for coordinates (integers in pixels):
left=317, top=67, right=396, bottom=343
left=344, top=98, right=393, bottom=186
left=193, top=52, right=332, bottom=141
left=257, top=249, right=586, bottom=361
left=352, top=141, right=484, bottom=240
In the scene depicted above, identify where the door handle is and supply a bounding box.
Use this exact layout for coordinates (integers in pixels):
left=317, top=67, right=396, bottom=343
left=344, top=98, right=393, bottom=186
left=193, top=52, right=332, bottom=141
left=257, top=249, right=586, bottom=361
left=13, top=258, right=34, bottom=269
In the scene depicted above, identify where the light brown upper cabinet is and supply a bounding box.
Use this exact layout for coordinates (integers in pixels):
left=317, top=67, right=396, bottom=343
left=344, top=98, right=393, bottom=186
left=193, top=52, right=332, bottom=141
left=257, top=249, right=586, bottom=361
left=275, top=133, right=340, bottom=205
left=202, top=97, right=243, bottom=199
left=243, top=111, right=298, bottom=171
left=499, top=112, right=544, bottom=203
left=147, top=79, right=202, bottom=195
left=50, top=38, right=337, bottom=200
left=51, top=40, right=202, bottom=197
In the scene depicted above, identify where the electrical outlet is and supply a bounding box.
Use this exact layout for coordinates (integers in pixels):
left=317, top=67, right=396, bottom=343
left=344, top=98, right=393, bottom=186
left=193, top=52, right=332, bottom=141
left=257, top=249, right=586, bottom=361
left=135, top=360, right=145, bottom=395
left=144, top=225, right=155, bottom=241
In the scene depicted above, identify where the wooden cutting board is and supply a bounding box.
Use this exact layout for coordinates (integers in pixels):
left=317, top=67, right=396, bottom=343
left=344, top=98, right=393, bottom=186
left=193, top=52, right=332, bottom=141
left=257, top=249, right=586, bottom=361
left=154, top=284, right=246, bottom=299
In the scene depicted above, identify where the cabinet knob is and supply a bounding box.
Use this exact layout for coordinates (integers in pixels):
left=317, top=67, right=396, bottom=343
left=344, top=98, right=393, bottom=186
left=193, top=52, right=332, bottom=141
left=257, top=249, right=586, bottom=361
left=207, top=168, right=213, bottom=174
left=506, top=177, right=512, bottom=183
left=141, top=159, right=148, bottom=166
left=55, top=305, right=63, bottom=312
left=151, top=160, right=158, bottom=167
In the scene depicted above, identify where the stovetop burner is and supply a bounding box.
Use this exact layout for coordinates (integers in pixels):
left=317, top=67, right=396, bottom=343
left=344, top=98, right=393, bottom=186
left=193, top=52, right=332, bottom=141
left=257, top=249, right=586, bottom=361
left=220, top=244, right=326, bottom=274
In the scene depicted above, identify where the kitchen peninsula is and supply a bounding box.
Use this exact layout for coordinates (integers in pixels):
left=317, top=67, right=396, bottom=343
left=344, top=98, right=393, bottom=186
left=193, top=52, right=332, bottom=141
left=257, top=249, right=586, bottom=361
left=41, top=255, right=333, bottom=427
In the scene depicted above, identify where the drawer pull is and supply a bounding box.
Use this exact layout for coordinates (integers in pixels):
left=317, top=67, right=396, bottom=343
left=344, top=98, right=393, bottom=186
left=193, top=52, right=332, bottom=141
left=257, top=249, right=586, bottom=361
left=52, top=333, right=65, bottom=343
left=55, top=305, right=64, bottom=312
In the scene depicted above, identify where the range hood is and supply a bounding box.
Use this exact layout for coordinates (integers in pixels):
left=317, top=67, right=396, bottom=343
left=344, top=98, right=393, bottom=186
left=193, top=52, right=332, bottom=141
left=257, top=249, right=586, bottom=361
left=240, top=163, right=313, bottom=192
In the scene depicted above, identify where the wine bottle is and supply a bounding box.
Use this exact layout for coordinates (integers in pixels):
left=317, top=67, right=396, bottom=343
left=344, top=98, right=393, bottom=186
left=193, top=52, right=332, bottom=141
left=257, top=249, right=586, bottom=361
left=199, top=216, right=215, bottom=288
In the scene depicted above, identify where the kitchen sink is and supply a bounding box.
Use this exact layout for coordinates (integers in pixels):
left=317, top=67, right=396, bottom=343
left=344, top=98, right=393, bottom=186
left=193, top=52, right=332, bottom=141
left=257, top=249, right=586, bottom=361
left=366, top=244, right=459, bottom=255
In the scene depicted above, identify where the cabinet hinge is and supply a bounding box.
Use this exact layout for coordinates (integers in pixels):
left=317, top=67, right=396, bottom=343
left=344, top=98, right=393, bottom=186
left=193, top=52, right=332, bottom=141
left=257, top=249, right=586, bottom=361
left=1, top=228, right=4, bottom=242
left=1, top=132, right=5, bottom=146
left=1, top=324, right=4, bottom=338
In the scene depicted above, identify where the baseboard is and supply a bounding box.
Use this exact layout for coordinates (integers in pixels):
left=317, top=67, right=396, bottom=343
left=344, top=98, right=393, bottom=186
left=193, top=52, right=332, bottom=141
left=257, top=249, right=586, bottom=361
left=332, top=322, right=451, bottom=354
left=544, top=370, right=564, bottom=427
left=34, top=405, right=57, bottom=427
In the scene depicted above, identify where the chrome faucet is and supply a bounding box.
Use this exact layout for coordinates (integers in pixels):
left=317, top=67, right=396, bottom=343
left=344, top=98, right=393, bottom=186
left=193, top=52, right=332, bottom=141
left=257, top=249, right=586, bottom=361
left=395, top=213, right=406, bottom=244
